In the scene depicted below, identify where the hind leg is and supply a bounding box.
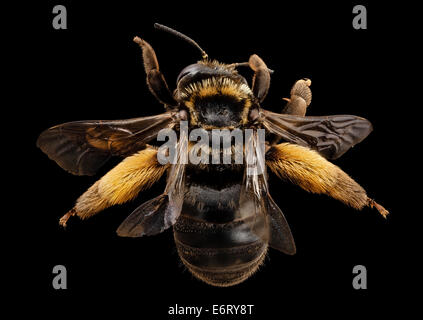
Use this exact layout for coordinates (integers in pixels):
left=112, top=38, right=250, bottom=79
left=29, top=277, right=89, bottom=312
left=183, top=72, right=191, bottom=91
left=59, top=147, right=168, bottom=227
left=266, top=142, right=389, bottom=218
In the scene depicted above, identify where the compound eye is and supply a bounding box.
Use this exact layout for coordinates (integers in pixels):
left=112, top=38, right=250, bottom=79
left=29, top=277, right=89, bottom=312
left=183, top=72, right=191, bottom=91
left=177, top=71, right=190, bottom=83
left=176, top=64, right=203, bottom=83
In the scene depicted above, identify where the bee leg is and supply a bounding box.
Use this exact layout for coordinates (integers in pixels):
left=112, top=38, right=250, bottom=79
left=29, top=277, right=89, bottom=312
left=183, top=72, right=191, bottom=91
left=266, top=142, right=389, bottom=217
left=59, top=208, right=76, bottom=228
left=58, top=147, right=168, bottom=227
left=248, top=54, right=271, bottom=103
left=368, top=199, right=389, bottom=218
left=133, top=36, right=177, bottom=108
left=282, top=79, right=312, bottom=116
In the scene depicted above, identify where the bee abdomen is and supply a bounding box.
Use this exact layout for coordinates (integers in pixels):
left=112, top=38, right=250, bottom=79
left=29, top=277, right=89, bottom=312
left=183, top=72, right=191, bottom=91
left=175, top=239, right=267, bottom=287
left=174, top=216, right=267, bottom=287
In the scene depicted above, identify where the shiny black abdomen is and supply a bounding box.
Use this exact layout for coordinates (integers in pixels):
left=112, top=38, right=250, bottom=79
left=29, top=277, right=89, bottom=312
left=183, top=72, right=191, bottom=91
left=173, top=163, right=268, bottom=287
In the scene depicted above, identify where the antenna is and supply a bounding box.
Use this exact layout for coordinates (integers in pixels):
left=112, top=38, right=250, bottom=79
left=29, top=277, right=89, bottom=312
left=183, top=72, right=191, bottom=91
left=228, top=62, right=275, bottom=74
left=154, top=23, right=208, bottom=60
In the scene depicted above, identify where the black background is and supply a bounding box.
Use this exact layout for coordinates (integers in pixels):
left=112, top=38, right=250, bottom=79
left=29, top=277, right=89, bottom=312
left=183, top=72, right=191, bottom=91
left=12, top=0, right=417, bottom=317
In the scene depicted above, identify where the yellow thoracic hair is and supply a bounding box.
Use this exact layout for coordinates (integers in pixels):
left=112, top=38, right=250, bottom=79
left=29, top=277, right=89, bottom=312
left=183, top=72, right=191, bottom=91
left=180, top=77, right=253, bottom=101
left=181, top=77, right=253, bottom=127
left=197, top=59, right=235, bottom=70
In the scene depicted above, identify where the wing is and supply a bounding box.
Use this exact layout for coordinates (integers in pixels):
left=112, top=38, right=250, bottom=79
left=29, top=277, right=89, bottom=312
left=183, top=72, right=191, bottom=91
left=116, top=127, right=187, bottom=237
left=266, top=195, right=296, bottom=254
left=261, top=109, right=373, bottom=159
left=240, top=129, right=296, bottom=254
left=37, top=111, right=178, bottom=175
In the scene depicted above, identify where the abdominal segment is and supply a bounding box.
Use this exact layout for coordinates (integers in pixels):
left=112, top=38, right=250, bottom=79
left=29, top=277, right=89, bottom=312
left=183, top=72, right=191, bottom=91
left=173, top=169, right=268, bottom=287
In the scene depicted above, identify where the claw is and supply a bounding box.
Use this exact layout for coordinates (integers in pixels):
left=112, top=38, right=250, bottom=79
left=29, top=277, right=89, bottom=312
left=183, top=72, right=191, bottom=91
left=133, top=36, right=144, bottom=46
left=59, top=208, right=77, bottom=228
left=368, top=199, right=389, bottom=218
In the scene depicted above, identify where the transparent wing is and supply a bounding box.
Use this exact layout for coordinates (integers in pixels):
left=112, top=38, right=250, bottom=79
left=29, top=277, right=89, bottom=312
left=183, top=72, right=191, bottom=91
left=261, top=109, right=373, bottom=159
left=37, top=111, right=178, bottom=175
left=116, top=127, right=187, bottom=237
left=265, top=195, right=296, bottom=254
left=240, top=129, right=296, bottom=254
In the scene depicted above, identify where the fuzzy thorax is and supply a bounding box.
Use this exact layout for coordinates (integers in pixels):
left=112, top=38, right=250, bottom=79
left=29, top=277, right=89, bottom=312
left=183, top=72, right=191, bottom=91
left=180, top=77, right=253, bottom=127
left=180, top=77, right=253, bottom=101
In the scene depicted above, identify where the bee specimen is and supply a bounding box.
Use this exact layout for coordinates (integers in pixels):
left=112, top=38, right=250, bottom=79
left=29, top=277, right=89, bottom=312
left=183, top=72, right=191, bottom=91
left=38, top=24, right=388, bottom=287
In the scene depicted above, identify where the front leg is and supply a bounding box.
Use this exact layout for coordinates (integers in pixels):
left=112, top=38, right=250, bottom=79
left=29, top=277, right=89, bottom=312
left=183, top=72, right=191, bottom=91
left=133, top=37, right=177, bottom=107
left=59, top=147, right=168, bottom=227
left=249, top=54, right=271, bottom=103
left=266, top=142, right=388, bottom=217
left=282, top=78, right=312, bottom=116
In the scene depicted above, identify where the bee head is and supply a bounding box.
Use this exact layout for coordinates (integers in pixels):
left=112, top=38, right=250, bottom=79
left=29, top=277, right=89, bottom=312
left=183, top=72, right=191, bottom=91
left=152, top=24, right=263, bottom=128
left=176, top=61, right=255, bottom=129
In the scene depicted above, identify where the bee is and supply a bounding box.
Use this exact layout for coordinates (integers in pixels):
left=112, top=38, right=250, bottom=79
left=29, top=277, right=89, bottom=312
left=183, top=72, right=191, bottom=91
left=37, top=23, right=388, bottom=287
